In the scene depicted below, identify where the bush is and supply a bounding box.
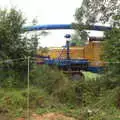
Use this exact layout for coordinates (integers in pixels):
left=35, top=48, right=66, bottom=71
left=30, top=65, right=83, bottom=105
left=30, top=65, right=69, bottom=93
left=0, top=87, right=51, bottom=118
left=0, top=69, right=27, bottom=88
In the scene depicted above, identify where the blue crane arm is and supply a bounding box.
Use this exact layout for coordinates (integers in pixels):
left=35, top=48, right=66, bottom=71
left=23, top=24, right=112, bottom=31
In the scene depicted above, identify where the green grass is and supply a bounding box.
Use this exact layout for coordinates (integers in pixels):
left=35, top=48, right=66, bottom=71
left=0, top=86, right=120, bottom=120
left=0, top=87, right=51, bottom=119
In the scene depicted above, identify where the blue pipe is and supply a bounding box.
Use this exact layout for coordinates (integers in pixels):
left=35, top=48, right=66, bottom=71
left=23, top=24, right=72, bottom=31
left=23, top=24, right=112, bottom=31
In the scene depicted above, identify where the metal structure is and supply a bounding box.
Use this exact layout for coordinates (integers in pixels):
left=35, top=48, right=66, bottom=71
left=24, top=24, right=110, bottom=79
left=23, top=24, right=112, bottom=31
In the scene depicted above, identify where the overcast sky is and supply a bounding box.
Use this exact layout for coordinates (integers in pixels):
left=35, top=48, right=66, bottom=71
left=0, top=0, right=103, bottom=47
left=0, top=0, right=83, bottom=47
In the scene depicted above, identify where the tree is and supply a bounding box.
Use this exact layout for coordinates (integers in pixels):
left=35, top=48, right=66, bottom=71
left=70, top=31, right=88, bottom=46
left=74, top=0, right=120, bottom=86
left=72, top=0, right=120, bottom=46
left=102, top=27, right=120, bottom=78
left=75, top=0, right=120, bottom=25
left=74, top=0, right=120, bottom=61
left=0, top=8, right=39, bottom=86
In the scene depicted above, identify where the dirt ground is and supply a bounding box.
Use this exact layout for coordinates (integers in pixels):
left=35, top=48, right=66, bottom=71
left=0, top=114, right=10, bottom=120
left=17, top=113, right=76, bottom=120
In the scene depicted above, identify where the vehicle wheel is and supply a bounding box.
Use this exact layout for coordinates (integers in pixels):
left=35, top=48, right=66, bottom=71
left=71, top=72, right=84, bottom=81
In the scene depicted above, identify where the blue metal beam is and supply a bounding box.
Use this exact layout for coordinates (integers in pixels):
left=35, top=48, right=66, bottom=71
left=23, top=24, right=112, bottom=31
left=23, top=24, right=72, bottom=31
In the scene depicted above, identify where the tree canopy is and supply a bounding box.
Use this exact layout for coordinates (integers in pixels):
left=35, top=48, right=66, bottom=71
left=71, top=0, right=120, bottom=46
left=74, top=0, right=120, bottom=80
left=0, top=8, right=39, bottom=86
left=75, top=0, right=120, bottom=25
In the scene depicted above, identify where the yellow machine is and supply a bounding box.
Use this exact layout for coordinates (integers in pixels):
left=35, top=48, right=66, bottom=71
left=36, top=37, right=105, bottom=79
left=48, top=40, right=104, bottom=67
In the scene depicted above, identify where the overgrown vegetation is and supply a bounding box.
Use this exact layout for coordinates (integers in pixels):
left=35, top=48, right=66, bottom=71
left=0, top=65, right=120, bottom=120
left=0, top=8, right=39, bottom=87
left=0, top=5, right=120, bottom=120
left=72, top=0, right=120, bottom=46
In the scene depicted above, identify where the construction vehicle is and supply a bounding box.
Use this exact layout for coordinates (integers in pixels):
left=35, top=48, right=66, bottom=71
left=24, top=24, right=110, bottom=79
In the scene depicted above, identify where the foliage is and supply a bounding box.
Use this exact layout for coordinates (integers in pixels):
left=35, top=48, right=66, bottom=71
left=0, top=70, right=120, bottom=119
left=72, top=0, right=120, bottom=46
left=30, top=65, right=120, bottom=107
left=70, top=31, right=88, bottom=46
left=101, top=28, right=120, bottom=83
left=103, top=28, right=120, bottom=62
left=75, top=0, right=120, bottom=25
left=0, top=8, right=39, bottom=86
left=0, top=87, right=51, bottom=118
left=73, top=0, right=120, bottom=88
left=38, top=47, right=49, bottom=55
left=30, top=65, right=68, bottom=93
left=30, top=65, right=85, bottom=105
left=1, top=3, right=120, bottom=120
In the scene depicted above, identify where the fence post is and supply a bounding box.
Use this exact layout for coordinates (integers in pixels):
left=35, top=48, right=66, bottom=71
left=27, top=56, right=30, bottom=120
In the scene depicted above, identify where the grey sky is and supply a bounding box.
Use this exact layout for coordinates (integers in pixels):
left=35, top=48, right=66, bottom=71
left=0, top=0, right=83, bottom=47
left=0, top=0, right=103, bottom=47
